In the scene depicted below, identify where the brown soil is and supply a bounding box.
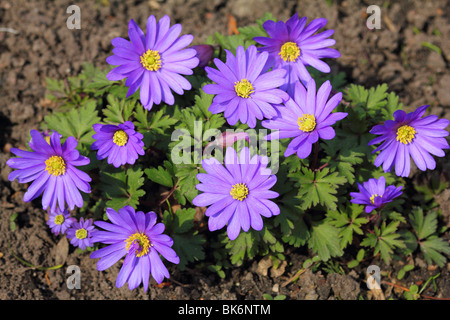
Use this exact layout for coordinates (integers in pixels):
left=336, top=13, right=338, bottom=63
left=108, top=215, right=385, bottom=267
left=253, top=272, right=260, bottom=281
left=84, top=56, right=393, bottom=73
left=0, top=0, right=449, bottom=300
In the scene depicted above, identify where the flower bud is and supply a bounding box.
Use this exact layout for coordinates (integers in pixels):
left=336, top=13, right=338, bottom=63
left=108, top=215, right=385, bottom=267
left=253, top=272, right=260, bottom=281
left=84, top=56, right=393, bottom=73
left=206, top=131, right=249, bottom=149
left=191, top=44, right=215, bottom=68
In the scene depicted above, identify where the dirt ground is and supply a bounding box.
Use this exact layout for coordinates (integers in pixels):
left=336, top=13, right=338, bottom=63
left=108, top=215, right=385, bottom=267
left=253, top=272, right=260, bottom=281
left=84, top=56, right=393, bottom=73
left=0, top=0, right=449, bottom=300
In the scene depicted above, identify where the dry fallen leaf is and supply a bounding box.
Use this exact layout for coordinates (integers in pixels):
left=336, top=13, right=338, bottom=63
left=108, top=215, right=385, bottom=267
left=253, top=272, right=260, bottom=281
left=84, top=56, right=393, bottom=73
left=227, top=14, right=239, bottom=35
left=53, top=237, right=69, bottom=266
left=270, top=260, right=287, bottom=278
left=256, top=256, right=273, bottom=276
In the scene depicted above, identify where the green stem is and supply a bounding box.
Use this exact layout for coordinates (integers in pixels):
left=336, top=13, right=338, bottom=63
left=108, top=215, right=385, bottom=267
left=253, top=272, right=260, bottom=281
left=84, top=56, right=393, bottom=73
left=311, top=141, right=319, bottom=171
left=166, top=199, right=173, bottom=215
left=9, top=245, right=63, bottom=271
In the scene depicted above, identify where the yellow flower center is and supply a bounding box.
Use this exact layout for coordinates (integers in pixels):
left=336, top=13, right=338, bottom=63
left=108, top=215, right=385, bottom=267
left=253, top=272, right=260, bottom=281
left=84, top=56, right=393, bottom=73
left=54, top=214, right=65, bottom=225
left=230, top=183, right=249, bottom=201
left=234, top=79, right=254, bottom=98
left=396, top=125, right=416, bottom=145
left=113, top=130, right=128, bottom=146
left=75, top=228, right=88, bottom=240
left=125, top=233, right=152, bottom=258
left=140, top=49, right=162, bottom=71
left=45, top=156, right=66, bottom=176
left=370, top=194, right=382, bottom=204
left=279, top=41, right=300, bottom=62
left=297, top=114, right=316, bottom=132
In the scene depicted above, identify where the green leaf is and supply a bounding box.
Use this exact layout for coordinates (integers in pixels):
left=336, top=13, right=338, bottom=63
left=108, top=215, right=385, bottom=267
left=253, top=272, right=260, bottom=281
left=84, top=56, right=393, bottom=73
left=145, top=165, right=174, bottom=188
left=399, top=229, right=418, bottom=255
left=404, top=285, right=420, bottom=300
left=167, top=208, right=197, bottom=233
left=292, top=167, right=347, bottom=211
left=174, top=163, right=200, bottom=205
left=192, top=88, right=214, bottom=117
left=409, top=207, right=438, bottom=240
left=214, top=32, right=254, bottom=55
left=237, top=12, right=274, bottom=40
left=277, top=212, right=310, bottom=248
left=44, top=100, right=100, bottom=150
left=357, top=248, right=365, bottom=262
left=326, top=149, right=365, bottom=185
left=344, top=83, right=393, bottom=122
left=308, top=220, right=344, bottom=261
left=134, top=107, right=178, bottom=134
left=274, top=191, right=309, bottom=247
left=103, top=94, right=135, bottom=124
left=327, top=204, right=368, bottom=249
left=226, top=231, right=257, bottom=266
left=420, top=236, right=450, bottom=267
left=366, top=83, right=388, bottom=110
left=397, top=264, right=414, bottom=280
left=225, top=226, right=283, bottom=266
left=99, top=166, right=146, bottom=211
left=172, top=233, right=205, bottom=271
left=361, top=221, right=405, bottom=264
left=347, top=260, right=359, bottom=268
left=382, top=92, right=404, bottom=120
left=406, top=207, right=449, bottom=266
left=45, top=77, right=65, bottom=94
left=421, top=41, right=442, bottom=55
left=83, top=63, right=115, bottom=94
left=163, top=208, right=206, bottom=271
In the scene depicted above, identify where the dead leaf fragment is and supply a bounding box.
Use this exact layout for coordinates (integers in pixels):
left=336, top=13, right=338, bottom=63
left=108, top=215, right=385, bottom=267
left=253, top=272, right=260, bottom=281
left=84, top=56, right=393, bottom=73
left=53, top=237, right=69, bottom=266
left=256, top=256, right=273, bottom=276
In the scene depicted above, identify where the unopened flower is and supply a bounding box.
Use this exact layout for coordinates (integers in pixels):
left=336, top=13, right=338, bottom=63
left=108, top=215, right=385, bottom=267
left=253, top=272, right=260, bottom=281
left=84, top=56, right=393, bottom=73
left=90, top=206, right=179, bottom=290
left=262, top=79, right=347, bottom=159
left=66, top=217, right=96, bottom=250
left=205, top=131, right=250, bottom=149
left=7, top=130, right=91, bottom=212
left=350, top=176, right=403, bottom=213
left=368, top=105, right=450, bottom=177
left=91, top=121, right=145, bottom=167
left=191, top=44, right=215, bottom=68
left=254, top=13, right=340, bottom=95
left=47, top=208, right=76, bottom=236
left=106, top=15, right=199, bottom=110
left=203, top=45, right=289, bottom=128
left=193, top=147, right=280, bottom=240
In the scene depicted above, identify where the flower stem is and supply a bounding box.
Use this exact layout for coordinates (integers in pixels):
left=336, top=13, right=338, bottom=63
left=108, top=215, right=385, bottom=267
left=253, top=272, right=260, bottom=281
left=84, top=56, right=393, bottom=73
left=311, top=141, right=319, bottom=171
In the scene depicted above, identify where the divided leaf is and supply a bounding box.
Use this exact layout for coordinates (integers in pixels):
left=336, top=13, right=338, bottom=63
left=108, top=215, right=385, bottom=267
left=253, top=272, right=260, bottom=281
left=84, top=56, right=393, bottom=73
left=145, top=163, right=174, bottom=188
left=308, top=220, right=344, bottom=261
left=44, top=100, right=100, bottom=150
left=361, top=221, right=405, bottom=264
left=327, top=203, right=369, bottom=249
left=291, top=167, right=346, bottom=211
left=103, top=94, right=135, bottom=124
left=99, top=166, right=146, bottom=211
left=163, top=208, right=205, bottom=270
left=408, top=208, right=449, bottom=267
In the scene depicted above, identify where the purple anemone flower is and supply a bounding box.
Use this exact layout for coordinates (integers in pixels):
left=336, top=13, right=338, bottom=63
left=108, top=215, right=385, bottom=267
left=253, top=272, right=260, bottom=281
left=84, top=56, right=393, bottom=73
left=202, top=45, right=289, bottom=128
left=47, top=208, right=76, bottom=236
left=368, top=105, right=450, bottom=177
left=7, top=130, right=91, bottom=212
left=350, top=176, right=403, bottom=213
left=66, top=217, right=96, bottom=250
left=192, top=147, right=280, bottom=241
left=106, top=15, right=199, bottom=111
left=91, top=121, right=145, bottom=168
left=254, top=13, right=340, bottom=95
left=90, top=206, right=179, bottom=290
left=262, top=79, right=347, bottom=159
